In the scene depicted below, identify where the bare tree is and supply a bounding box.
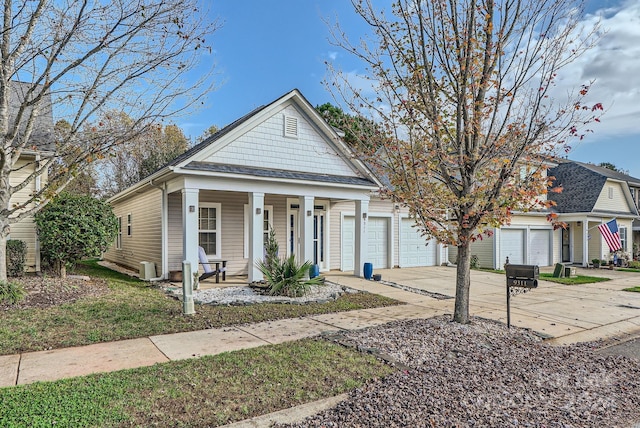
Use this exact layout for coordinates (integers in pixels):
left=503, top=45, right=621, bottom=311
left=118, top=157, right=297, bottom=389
left=328, top=0, right=602, bottom=323
left=0, top=0, right=220, bottom=279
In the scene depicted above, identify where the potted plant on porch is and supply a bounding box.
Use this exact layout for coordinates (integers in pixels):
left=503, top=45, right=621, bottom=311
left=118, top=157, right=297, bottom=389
left=592, top=258, right=601, bottom=268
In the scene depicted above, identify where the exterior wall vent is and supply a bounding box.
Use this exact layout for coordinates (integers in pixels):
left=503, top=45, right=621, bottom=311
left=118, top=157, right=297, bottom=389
left=284, top=115, right=298, bottom=138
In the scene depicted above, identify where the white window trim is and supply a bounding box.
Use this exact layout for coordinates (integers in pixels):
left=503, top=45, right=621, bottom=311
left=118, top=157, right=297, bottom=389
left=116, top=217, right=122, bottom=249
left=199, top=202, right=222, bottom=259
left=620, top=226, right=628, bottom=252
left=608, top=186, right=614, bottom=199
left=243, top=204, right=273, bottom=258
left=126, top=213, right=132, bottom=237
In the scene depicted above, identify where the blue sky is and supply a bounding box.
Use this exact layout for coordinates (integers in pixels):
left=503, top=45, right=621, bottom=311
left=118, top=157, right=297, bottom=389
left=180, top=0, right=640, bottom=177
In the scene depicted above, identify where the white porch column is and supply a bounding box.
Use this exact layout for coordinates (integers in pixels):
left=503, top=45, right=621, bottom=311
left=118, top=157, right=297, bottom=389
left=182, top=188, right=199, bottom=277
left=354, top=199, right=369, bottom=277
left=299, top=196, right=315, bottom=266
left=583, top=219, right=589, bottom=267
left=249, top=192, right=265, bottom=282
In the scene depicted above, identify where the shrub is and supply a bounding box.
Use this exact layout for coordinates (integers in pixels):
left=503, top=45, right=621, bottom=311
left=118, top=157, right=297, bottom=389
left=257, top=254, right=323, bottom=297
left=263, top=227, right=279, bottom=273
left=0, top=280, right=25, bottom=305
left=470, top=255, right=480, bottom=269
left=6, top=239, right=27, bottom=277
left=628, top=260, right=640, bottom=269
left=34, top=193, right=118, bottom=278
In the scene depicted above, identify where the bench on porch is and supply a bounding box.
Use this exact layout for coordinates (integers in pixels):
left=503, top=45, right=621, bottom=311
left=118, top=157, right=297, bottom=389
left=198, top=246, right=227, bottom=283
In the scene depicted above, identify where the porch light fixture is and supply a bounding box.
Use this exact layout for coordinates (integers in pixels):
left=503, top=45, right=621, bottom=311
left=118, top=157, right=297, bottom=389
left=362, top=213, right=367, bottom=219
left=307, top=210, right=312, bottom=217
left=256, top=208, right=262, bottom=215
left=189, top=205, right=195, bottom=213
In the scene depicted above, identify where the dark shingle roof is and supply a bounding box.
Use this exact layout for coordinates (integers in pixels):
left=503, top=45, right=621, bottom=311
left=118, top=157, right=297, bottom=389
left=549, top=161, right=638, bottom=214
left=184, top=161, right=377, bottom=187
left=9, top=81, right=54, bottom=152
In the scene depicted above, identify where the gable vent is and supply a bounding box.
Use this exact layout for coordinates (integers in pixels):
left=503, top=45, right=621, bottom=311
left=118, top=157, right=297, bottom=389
left=284, top=115, right=298, bottom=138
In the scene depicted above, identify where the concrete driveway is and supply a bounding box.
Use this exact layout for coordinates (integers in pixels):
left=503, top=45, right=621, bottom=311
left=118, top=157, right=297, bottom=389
left=325, top=265, right=640, bottom=345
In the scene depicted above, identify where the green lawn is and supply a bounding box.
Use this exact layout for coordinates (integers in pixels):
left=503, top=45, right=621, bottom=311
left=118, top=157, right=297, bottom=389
left=539, top=273, right=611, bottom=285
left=0, top=260, right=401, bottom=355
left=623, top=286, right=640, bottom=292
left=0, top=338, right=394, bottom=427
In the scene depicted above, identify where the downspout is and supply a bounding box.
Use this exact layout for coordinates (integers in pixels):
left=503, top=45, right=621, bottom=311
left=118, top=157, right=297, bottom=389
left=148, top=179, right=168, bottom=281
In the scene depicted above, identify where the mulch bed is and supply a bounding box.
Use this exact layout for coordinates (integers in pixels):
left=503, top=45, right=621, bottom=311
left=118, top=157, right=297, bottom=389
left=0, top=275, right=110, bottom=310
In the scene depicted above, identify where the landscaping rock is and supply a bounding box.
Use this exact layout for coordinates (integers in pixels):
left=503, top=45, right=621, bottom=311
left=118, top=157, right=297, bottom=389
left=278, top=316, right=640, bottom=427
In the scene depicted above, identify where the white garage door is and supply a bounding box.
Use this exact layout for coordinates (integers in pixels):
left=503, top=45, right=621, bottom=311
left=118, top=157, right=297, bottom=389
left=400, top=218, right=436, bottom=267
left=529, top=229, right=551, bottom=266
left=342, top=216, right=389, bottom=271
left=500, top=229, right=524, bottom=265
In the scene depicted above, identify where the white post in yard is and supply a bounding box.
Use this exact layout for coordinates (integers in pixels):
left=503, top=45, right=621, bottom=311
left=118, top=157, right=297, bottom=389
left=182, top=188, right=200, bottom=278
left=182, top=260, right=195, bottom=315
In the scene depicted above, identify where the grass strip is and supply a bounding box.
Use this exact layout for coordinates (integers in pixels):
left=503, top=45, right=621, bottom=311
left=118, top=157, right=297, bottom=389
left=0, top=339, right=393, bottom=427
left=539, top=273, right=610, bottom=285
left=0, top=262, right=401, bottom=355
left=623, top=286, right=640, bottom=292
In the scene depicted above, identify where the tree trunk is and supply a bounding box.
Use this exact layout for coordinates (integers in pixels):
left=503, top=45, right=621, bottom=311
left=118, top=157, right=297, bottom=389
left=453, top=241, right=472, bottom=324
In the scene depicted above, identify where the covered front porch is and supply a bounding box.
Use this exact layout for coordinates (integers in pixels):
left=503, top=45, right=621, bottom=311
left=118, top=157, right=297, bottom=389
left=558, top=216, right=634, bottom=267
left=161, top=173, right=376, bottom=283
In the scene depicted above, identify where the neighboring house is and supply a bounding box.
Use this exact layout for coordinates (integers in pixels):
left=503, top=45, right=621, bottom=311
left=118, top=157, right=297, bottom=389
left=7, top=81, right=55, bottom=272
left=548, top=161, right=639, bottom=266
left=448, top=163, right=557, bottom=270
left=105, top=89, right=449, bottom=281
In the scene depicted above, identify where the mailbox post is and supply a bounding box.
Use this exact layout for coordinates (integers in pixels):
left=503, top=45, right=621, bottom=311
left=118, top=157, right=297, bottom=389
left=505, top=264, right=539, bottom=328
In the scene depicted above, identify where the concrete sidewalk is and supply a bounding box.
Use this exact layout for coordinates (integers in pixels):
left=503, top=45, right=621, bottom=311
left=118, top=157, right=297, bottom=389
left=2, top=265, right=640, bottom=388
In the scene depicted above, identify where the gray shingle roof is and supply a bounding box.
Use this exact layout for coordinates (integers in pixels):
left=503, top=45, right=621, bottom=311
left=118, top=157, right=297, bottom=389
left=548, top=161, right=638, bottom=214
left=9, top=81, right=54, bottom=152
left=184, top=161, right=377, bottom=187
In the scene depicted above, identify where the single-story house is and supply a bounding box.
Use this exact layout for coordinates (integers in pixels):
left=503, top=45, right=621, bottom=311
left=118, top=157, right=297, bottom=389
left=105, top=89, right=449, bottom=281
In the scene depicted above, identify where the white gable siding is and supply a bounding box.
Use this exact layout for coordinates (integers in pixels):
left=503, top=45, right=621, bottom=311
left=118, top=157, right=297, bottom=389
left=206, top=105, right=359, bottom=177
left=595, top=181, right=631, bottom=213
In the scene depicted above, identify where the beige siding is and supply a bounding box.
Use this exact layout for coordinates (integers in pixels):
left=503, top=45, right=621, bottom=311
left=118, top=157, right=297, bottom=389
left=447, top=235, right=494, bottom=268
left=574, top=223, right=584, bottom=264
left=166, top=191, right=290, bottom=277
left=594, top=181, right=632, bottom=213
left=104, top=188, right=163, bottom=275
left=9, top=157, right=40, bottom=272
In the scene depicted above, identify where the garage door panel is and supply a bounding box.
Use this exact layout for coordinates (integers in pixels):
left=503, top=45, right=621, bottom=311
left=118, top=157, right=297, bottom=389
left=342, top=216, right=389, bottom=271
left=400, top=218, right=436, bottom=267
left=500, top=229, right=524, bottom=265
left=529, top=229, right=551, bottom=266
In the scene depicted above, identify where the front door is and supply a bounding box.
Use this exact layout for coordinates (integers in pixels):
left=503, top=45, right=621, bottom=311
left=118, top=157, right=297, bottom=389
left=287, top=203, right=327, bottom=269
left=313, top=211, right=325, bottom=266
left=562, top=227, right=571, bottom=262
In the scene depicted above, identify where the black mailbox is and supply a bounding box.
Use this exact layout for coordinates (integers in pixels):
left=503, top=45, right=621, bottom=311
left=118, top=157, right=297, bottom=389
left=505, top=264, right=539, bottom=288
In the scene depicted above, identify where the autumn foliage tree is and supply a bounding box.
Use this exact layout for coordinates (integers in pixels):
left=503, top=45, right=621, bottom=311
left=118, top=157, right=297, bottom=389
left=0, top=0, right=219, bottom=279
left=328, top=0, right=602, bottom=323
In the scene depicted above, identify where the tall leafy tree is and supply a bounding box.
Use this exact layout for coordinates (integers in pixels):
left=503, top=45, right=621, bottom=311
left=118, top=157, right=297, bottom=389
left=316, top=102, right=383, bottom=150
left=0, top=0, right=219, bottom=279
left=96, top=114, right=190, bottom=197
left=328, top=0, right=602, bottom=323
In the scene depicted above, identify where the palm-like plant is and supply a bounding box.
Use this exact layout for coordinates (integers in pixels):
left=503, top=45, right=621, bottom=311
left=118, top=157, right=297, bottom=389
left=257, top=254, right=323, bottom=297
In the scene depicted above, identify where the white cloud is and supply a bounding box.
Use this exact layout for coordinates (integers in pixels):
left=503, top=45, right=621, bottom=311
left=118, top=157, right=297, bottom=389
left=328, top=51, right=338, bottom=61
left=552, top=0, right=640, bottom=139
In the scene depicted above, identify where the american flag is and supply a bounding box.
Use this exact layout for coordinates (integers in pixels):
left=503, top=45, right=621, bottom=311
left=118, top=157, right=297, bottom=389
left=598, top=219, right=622, bottom=252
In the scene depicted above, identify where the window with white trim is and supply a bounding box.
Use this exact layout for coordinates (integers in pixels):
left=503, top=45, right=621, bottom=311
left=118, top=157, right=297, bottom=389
left=620, top=226, right=627, bottom=252
left=608, top=186, right=614, bottom=199
left=199, top=203, right=221, bottom=258
left=127, top=213, right=132, bottom=236
left=116, top=217, right=122, bottom=249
